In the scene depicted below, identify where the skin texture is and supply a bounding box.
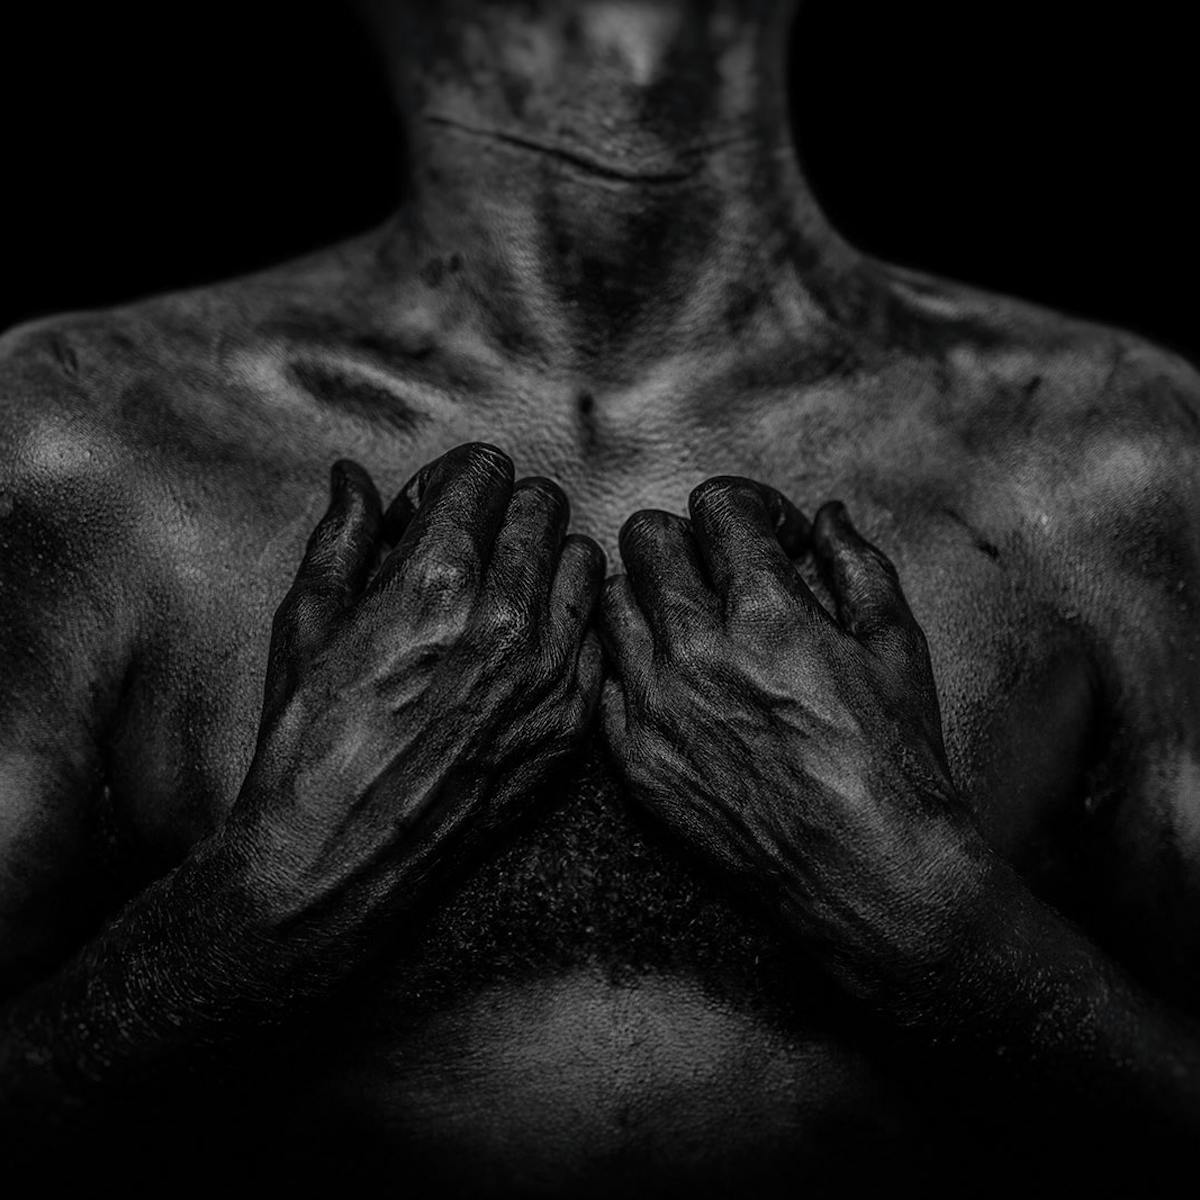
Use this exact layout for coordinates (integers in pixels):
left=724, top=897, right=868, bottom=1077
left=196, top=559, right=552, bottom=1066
left=601, top=486, right=974, bottom=1000
left=2, top=0, right=1200, bottom=1194
left=230, top=447, right=605, bottom=979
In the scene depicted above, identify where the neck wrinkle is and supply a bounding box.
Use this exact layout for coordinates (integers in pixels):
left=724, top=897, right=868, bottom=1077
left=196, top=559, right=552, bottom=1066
left=380, top=0, right=801, bottom=177
left=362, top=0, right=868, bottom=376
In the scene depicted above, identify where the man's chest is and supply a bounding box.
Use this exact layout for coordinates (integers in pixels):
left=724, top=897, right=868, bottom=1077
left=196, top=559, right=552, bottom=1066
left=108, top=386, right=1098, bottom=885
left=90, top=371, right=1108, bottom=1170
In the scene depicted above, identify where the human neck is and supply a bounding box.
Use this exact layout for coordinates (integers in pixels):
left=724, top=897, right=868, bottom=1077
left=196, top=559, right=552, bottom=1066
left=366, top=0, right=861, bottom=376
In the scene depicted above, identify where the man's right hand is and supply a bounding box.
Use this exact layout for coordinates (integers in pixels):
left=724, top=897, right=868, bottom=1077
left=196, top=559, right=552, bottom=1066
left=213, top=441, right=605, bottom=985
left=0, top=441, right=600, bottom=1156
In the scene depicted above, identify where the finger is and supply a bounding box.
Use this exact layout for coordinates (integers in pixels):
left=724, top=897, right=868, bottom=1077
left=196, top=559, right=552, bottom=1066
left=617, top=509, right=715, bottom=643
left=597, top=573, right=655, bottom=698
left=549, top=533, right=607, bottom=644
left=687, top=476, right=821, bottom=620
left=809, top=501, right=919, bottom=653
left=569, top=628, right=605, bottom=731
left=264, top=460, right=382, bottom=714
left=286, top=459, right=383, bottom=630
left=372, top=442, right=514, bottom=601
left=600, top=675, right=631, bottom=752
left=484, top=477, right=571, bottom=618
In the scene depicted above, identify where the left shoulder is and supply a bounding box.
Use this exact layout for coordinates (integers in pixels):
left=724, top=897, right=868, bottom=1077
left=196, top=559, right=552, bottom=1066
left=880, top=261, right=1198, bottom=490
left=1059, top=331, right=1200, bottom=499
left=883, top=262, right=1200, bottom=573
left=1012, top=330, right=1200, bottom=751
left=884, top=260, right=1200, bottom=481
left=1027, top=331, right=1200, bottom=587
left=884, top=261, right=1200, bottom=639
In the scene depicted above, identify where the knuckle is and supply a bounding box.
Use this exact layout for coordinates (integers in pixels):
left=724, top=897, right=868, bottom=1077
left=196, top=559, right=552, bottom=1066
left=689, top=475, right=752, bottom=512
left=483, top=597, right=532, bottom=641
left=428, top=523, right=478, bottom=562
left=620, top=507, right=679, bottom=547
left=669, top=621, right=715, bottom=669
left=558, top=535, right=605, bottom=593
left=838, top=547, right=897, bottom=599
left=869, top=617, right=926, bottom=669
left=304, top=533, right=350, bottom=579
left=406, top=554, right=476, bottom=597
left=283, top=590, right=322, bottom=631
left=600, top=572, right=628, bottom=610
left=728, top=582, right=790, bottom=627
left=458, top=441, right=514, bottom=479
left=568, top=532, right=605, bottom=570
left=304, top=513, right=343, bottom=559
left=272, top=590, right=329, bottom=654
left=501, top=479, right=570, bottom=547
left=513, top=475, right=567, bottom=510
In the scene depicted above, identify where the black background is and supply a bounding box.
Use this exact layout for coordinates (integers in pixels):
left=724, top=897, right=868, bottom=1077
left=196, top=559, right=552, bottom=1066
left=2, top=1, right=1195, bottom=362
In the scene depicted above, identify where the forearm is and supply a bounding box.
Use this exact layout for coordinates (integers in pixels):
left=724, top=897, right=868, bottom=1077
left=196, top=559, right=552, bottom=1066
left=828, top=849, right=1200, bottom=1171
left=0, top=831, right=284, bottom=1142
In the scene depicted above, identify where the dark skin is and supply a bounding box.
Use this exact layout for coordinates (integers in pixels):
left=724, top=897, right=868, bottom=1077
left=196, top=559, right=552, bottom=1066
left=0, top=445, right=607, bottom=1108
left=604, top=480, right=1200, bottom=1155
left=601, top=483, right=972, bottom=994
left=225, top=449, right=607, bottom=981
left=3, top=0, right=1200, bottom=1194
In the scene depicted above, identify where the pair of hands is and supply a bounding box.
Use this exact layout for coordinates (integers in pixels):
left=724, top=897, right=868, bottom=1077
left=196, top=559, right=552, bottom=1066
left=225, top=442, right=988, bottom=1004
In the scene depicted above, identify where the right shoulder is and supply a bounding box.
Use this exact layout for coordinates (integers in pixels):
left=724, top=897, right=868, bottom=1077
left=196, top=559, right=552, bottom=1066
left=0, top=283, right=299, bottom=567
left=0, top=314, right=192, bottom=980
left=1, top=310, right=138, bottom=463
left=0, top=285, right=354, bottom=671
left=0, top=313, right=163, bottom=720
left=0, top=311, right=163, bottom=588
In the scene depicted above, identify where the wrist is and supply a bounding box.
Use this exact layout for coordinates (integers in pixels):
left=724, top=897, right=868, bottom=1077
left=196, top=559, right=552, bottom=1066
left=874, top=834, right=1017, bottom=1027
left=877, top=838, right=1110, bottom=1041
left=117, top=830, right=297, bottom=1033
left=779, top=805, right=1004, bottom=1023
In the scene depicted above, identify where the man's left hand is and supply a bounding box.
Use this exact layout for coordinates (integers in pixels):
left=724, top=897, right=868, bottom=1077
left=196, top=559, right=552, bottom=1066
left=599, top=476, right=992, bottom=1005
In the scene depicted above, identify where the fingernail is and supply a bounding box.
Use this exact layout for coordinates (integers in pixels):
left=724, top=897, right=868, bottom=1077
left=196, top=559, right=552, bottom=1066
left=332, top=458, right=368, bottom=493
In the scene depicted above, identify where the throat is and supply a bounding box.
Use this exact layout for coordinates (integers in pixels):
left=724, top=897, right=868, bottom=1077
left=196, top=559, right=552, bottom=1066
left=366, top=0, right=861, bottom=374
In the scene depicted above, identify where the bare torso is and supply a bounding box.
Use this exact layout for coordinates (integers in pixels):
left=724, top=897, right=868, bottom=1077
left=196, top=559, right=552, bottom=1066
left=4, top=218, right=1175, bottom=1191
